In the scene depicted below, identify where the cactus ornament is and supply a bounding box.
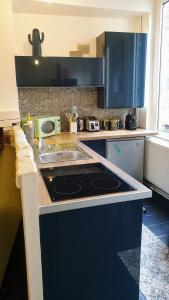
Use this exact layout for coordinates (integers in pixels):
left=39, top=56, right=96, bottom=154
left=28, top=28, right=44, bottom=57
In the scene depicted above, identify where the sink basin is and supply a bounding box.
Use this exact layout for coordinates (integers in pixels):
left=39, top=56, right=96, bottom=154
left=38, top=149, right=92, bottom=164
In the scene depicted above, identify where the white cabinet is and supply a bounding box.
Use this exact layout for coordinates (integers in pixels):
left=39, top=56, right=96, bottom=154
left=106, top=138, right=144, bottom=181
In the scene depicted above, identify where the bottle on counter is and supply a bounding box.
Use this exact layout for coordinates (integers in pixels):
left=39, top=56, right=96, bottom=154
left=125, top=110, right=137, bottom=130
left=22, top=114, right=34, bottom=146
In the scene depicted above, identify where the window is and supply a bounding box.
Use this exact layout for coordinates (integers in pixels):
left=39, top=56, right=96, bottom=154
left=158, top=0, right=169, bottom=134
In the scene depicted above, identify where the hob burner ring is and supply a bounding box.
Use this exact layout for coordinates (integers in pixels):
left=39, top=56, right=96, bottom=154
left=91, top=177, right=121, bottom=191
left=53, top=182, right=82, bottom=195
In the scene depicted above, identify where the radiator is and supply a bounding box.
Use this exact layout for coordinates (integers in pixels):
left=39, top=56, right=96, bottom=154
left=144, top=137, right=169, bottom=195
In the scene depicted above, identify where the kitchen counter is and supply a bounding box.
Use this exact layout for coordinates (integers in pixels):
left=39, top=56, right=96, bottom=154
left=13, top=126, right=153, bottom=300
left=37, top=140, right=151, bottom=300
left=38, top=140, right=152, bottom=215
left=77, top=128, right=158, bottom=140
left=14, top=126, right=154, bottom=215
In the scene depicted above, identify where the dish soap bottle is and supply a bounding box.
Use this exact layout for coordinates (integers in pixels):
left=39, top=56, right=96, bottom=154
left=23, top=114, right=34, bottom=146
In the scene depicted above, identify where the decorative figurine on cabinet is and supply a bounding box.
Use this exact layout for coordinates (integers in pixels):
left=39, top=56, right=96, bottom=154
left=28, top=28, right=44, bottom=57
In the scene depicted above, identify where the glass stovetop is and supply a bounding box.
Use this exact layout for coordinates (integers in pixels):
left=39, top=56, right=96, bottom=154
left=40, top=163, right=136, bottom=202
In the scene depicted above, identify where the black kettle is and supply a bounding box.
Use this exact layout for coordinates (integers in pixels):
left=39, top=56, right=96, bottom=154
left=125, top=112, right=137, bottom=130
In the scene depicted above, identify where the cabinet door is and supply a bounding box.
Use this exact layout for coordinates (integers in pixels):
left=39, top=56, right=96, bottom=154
left=134, top=34, right=147, bottom=107
left=40, top=200, right=143, bottom=300
left=105, top=32, right=135, bottom=108
left=15, top=56, right=103, bottom=87
left=106, top=139, right=144, bottom=181
left=82, top=140, right=106, bottom=157
left=97, top=32, right=147, bottom=108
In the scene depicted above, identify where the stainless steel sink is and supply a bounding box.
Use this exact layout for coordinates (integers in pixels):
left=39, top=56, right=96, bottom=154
left=38, top=149, right=92, bottom=164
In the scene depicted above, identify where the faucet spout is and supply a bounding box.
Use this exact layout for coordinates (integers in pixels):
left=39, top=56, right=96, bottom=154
left=39, top=137, right=45, bottom=153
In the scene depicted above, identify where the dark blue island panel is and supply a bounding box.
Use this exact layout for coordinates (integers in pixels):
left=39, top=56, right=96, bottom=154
left=39, top=200, right=143, bottom=300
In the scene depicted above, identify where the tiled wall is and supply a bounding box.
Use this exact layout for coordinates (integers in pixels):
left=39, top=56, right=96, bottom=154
left=18, top=88, right=129, bottom=130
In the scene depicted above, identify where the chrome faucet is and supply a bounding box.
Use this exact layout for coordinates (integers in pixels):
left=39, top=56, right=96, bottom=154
left=39, top=137, right=45, bottom=153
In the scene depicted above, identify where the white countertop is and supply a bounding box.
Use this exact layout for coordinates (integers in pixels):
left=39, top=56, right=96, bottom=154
left=14, top=126, right=153, bottom=215
left=37, top=140, right=152, bottom=215
left=77, top=128, right=158, bottom=140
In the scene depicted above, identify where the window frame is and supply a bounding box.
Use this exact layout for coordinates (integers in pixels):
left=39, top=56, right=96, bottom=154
left=157, top=0, right=169, bottom=138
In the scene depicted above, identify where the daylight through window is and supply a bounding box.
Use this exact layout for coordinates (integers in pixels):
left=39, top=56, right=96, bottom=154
left=158, top=0, right=169, bottom=134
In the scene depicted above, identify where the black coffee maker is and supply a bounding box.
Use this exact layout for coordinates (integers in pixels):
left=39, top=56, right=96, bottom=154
left=125, top=110, right=137, bottom=130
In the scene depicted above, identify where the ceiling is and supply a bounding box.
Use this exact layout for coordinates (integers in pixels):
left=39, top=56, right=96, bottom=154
left=12, top=0, right=142, bottom=18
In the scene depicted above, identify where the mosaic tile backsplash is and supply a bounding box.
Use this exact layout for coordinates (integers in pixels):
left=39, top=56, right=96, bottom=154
left=18, top=88, right=129, bottom=131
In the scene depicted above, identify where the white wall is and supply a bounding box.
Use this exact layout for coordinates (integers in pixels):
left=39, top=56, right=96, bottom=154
left=0, top=0, right=20, bottom=125
left=13, top=14, right=139, bottom=57
left=12, top=0, right=156, bottom=129
left=35, top=0, right=154, bottom=13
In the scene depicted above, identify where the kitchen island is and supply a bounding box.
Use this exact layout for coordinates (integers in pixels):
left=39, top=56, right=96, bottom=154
left=14, top=126, right=152, bottom=300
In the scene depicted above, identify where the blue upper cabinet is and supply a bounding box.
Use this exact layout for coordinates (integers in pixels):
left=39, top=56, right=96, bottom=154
left=96, top=32, right=147, bottom=108
left=15, top=56, right=104, bottom=88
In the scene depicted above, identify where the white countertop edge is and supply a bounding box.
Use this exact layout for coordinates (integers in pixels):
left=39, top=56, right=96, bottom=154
left=39, top=189, right=151, bottom=215
left=77, top=129, right=158, bottom=141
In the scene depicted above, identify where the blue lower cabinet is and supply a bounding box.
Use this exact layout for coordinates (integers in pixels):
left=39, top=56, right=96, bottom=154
left=39, top=200, right=143, bottom=300
left=82, top=140, right=106, bottom=157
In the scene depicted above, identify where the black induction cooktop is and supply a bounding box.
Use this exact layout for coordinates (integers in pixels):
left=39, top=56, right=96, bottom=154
left=40, top=163, right=136, bottom=202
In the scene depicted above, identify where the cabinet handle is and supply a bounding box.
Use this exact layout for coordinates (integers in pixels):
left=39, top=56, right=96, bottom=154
left=106, top=47, right=110, bottom=107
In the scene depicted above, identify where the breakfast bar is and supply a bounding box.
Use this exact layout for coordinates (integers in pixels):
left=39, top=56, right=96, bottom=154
left=14, top=126, right=152, bottom=300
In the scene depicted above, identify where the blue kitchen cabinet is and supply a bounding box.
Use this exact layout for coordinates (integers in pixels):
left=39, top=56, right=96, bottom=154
left=15, top=56, right=103, bottom=87
left=39, top=200, right=143, bottom=300
left=96, top=32, right=147, bottom=108
left=82, top=140, right=106, bottom=157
